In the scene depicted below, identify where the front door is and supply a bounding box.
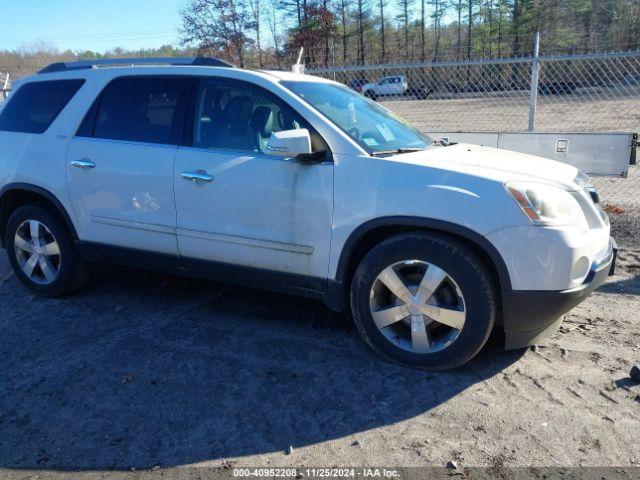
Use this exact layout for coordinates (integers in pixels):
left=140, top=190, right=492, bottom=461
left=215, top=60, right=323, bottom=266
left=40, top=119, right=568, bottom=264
left=173, top=78, right=333, bottom=284
left=66, top=76, right=188, bottom=254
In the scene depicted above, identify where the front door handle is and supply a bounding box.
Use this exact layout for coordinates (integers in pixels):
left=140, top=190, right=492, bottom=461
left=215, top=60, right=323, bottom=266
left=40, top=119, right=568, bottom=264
left=71, top=159, right=96, bottom=169
left=182, top=171, right=215, bottom=183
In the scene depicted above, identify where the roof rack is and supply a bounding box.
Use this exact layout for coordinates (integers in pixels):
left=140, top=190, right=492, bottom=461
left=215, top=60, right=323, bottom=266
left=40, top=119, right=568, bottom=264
left=38, top=57, right=235, bottom=74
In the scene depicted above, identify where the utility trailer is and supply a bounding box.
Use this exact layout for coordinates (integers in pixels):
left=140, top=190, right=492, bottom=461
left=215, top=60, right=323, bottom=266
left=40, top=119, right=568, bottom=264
left=428, top=131, right=637, bottom=177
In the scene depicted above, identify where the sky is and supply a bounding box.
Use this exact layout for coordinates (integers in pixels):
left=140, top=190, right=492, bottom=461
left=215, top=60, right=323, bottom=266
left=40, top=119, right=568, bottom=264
left=0, top=0, right=184, bottom=53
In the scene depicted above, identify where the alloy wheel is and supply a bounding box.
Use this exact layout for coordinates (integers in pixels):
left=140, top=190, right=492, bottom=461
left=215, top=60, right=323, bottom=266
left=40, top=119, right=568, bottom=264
left=369, top=259, right=466, bottom=354
left=14, top=220, right=61, bottom=285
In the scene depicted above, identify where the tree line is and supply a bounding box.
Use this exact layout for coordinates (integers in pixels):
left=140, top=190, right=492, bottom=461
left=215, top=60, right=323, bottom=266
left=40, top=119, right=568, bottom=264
left=179, top=0, right=640, bottom=67
left=1, top=0, right=639, bottom=82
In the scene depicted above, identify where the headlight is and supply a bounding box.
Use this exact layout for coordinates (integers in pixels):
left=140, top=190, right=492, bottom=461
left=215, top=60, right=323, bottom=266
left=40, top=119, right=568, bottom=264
left=506, top=181, right=588, bottom=230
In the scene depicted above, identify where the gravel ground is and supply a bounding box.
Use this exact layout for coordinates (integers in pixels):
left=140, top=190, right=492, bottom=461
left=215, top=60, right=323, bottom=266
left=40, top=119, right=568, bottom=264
left=0, top=237, right=639, bottom=476
left=384, top=86, right=640, bottom=133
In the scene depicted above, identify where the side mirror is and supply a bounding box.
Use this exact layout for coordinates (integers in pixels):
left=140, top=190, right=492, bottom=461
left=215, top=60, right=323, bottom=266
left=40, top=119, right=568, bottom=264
left=265, top=129, right=312, bottom=158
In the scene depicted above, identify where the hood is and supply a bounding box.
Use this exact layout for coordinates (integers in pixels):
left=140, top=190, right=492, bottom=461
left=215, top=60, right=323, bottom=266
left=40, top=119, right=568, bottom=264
left=388, top=143, right=581, bottom=190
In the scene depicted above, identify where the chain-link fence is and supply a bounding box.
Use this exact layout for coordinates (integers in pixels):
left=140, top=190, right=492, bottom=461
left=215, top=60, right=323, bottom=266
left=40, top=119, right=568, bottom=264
left=307, top=43, right=640, bottom=209
left=307, top=51, right=640, bottom=134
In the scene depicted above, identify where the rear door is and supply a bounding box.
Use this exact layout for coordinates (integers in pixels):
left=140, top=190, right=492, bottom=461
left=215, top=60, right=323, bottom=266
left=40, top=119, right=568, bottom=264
left=66, top=76, right=189, bottom=254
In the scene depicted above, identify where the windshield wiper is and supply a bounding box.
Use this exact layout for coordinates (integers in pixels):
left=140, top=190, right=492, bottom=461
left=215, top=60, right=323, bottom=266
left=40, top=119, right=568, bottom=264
left=432, top=138, right=457, bottom=146
left=371, top=147, right=427, bottom=156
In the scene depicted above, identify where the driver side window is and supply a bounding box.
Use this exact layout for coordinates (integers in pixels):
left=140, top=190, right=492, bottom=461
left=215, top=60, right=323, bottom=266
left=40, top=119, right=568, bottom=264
left=191, top=79, right=319, bottom=154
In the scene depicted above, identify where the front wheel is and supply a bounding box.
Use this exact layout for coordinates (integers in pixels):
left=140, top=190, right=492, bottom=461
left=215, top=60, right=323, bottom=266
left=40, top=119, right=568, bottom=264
left=350, top=232, right=496, bottom=370
left=364, top=90, right=377, bottom=101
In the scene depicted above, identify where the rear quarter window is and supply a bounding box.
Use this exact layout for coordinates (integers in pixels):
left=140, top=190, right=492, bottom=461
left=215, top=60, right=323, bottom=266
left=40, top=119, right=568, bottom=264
left=0, top=79, right=84, bottom=134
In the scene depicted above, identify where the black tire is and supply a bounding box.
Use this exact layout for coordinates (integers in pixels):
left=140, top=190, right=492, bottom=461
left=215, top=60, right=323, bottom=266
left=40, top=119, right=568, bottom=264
left=350, top=232, right=496, bottom=370
left=364, top=90, right=377, bottom=101
left=5, top=205, right=87, bottom=297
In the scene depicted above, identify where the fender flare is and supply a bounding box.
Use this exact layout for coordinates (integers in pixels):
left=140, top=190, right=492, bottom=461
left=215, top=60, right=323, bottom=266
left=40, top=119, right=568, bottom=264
left=324, top=216, right=512, bottom=311
left=0, top=183, right=78, bottom=247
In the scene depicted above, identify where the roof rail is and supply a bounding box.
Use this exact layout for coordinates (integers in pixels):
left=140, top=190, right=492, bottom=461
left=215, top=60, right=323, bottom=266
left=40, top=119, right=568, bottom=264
left=38, top=57, right=235, bottom=74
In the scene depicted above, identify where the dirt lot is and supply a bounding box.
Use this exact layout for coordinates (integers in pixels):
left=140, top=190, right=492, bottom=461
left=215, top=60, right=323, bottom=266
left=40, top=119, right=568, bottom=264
left=384, top=85, right=640, bottom=134
left=1, top=227, right=639, bottom=476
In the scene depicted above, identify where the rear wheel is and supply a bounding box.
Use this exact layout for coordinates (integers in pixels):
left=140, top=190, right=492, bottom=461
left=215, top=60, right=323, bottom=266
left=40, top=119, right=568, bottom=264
left=350, top=232, right=496, bottom=370
left=5, top=205, right=87, bottom=297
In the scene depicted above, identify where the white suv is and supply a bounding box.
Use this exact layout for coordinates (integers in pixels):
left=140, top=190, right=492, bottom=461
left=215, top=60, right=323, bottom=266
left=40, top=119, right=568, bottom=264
left=0, top=58, right=615, bottom=369
left=362, top=75, right=408, bottom=99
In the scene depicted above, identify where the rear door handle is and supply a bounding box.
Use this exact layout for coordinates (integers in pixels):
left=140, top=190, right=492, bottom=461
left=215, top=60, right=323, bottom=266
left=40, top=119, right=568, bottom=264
left=182, top=171, right=215, bottom=183
left=71, top=159, right=96, bottom=169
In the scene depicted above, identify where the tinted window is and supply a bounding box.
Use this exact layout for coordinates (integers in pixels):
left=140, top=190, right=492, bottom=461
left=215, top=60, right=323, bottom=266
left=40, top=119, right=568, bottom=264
left=192, top=79, right=322, bottom=153
left=0, top=80, right=84, bottom=134
left=92, top=77, right=184, bottom=144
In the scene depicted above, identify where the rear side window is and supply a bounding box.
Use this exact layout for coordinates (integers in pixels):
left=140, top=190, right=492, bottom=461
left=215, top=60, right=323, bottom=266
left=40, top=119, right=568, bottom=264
left=0, top=80, right=84, bottom=134
left=89, top=77, right=185, bottom=145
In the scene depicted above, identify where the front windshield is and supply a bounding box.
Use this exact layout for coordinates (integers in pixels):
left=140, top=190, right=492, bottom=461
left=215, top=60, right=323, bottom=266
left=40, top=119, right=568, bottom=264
left=281, top=81, right=433, bottom=155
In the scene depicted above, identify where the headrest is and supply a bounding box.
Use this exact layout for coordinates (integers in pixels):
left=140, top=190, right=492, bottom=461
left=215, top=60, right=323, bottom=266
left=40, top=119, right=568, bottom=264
left=224, top=96, right=253, bottom=129
left=250, top=106, right=274, bottom=137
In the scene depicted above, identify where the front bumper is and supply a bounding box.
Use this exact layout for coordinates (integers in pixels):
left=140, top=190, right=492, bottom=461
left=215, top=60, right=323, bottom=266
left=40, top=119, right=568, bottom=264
left=502, top=237, right=617, bottom=349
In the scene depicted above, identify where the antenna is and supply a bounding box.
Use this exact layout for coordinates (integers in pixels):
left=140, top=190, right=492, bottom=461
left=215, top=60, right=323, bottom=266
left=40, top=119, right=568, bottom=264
left=292, top=48, right=305, bottom=74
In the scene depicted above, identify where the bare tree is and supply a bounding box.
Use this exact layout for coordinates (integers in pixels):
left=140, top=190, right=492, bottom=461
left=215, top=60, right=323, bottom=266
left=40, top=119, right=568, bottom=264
left=248, top=0, right=264, bottom=66
left=397, top=0, right=412, bottom=57
left=180, top=0, right=254, bottom=67
left=497, top=0, right=505, bottom=57
left=340, top=0, right=348, bottom=65
left=267, top=0, right=282, bottom=68
left=512, top=0, right=521, bottom=57
left=379, top=0, right=387, bottom=63
left=467, top=0, right=473, bottom=60
left=287, top=3, right=335, bottom=65
left=486, top=0, right=493, bottom=57
left=455, top=0, right=465, bottom=59
left=420, top=0, right=426, bottom=61
left=276, top=0, right=304, bottom=26
left=429, top=0, right=447, bottom=60
left=356, top=0, right=367, bottom=64
left=321, top=0, right=333, bottom=65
